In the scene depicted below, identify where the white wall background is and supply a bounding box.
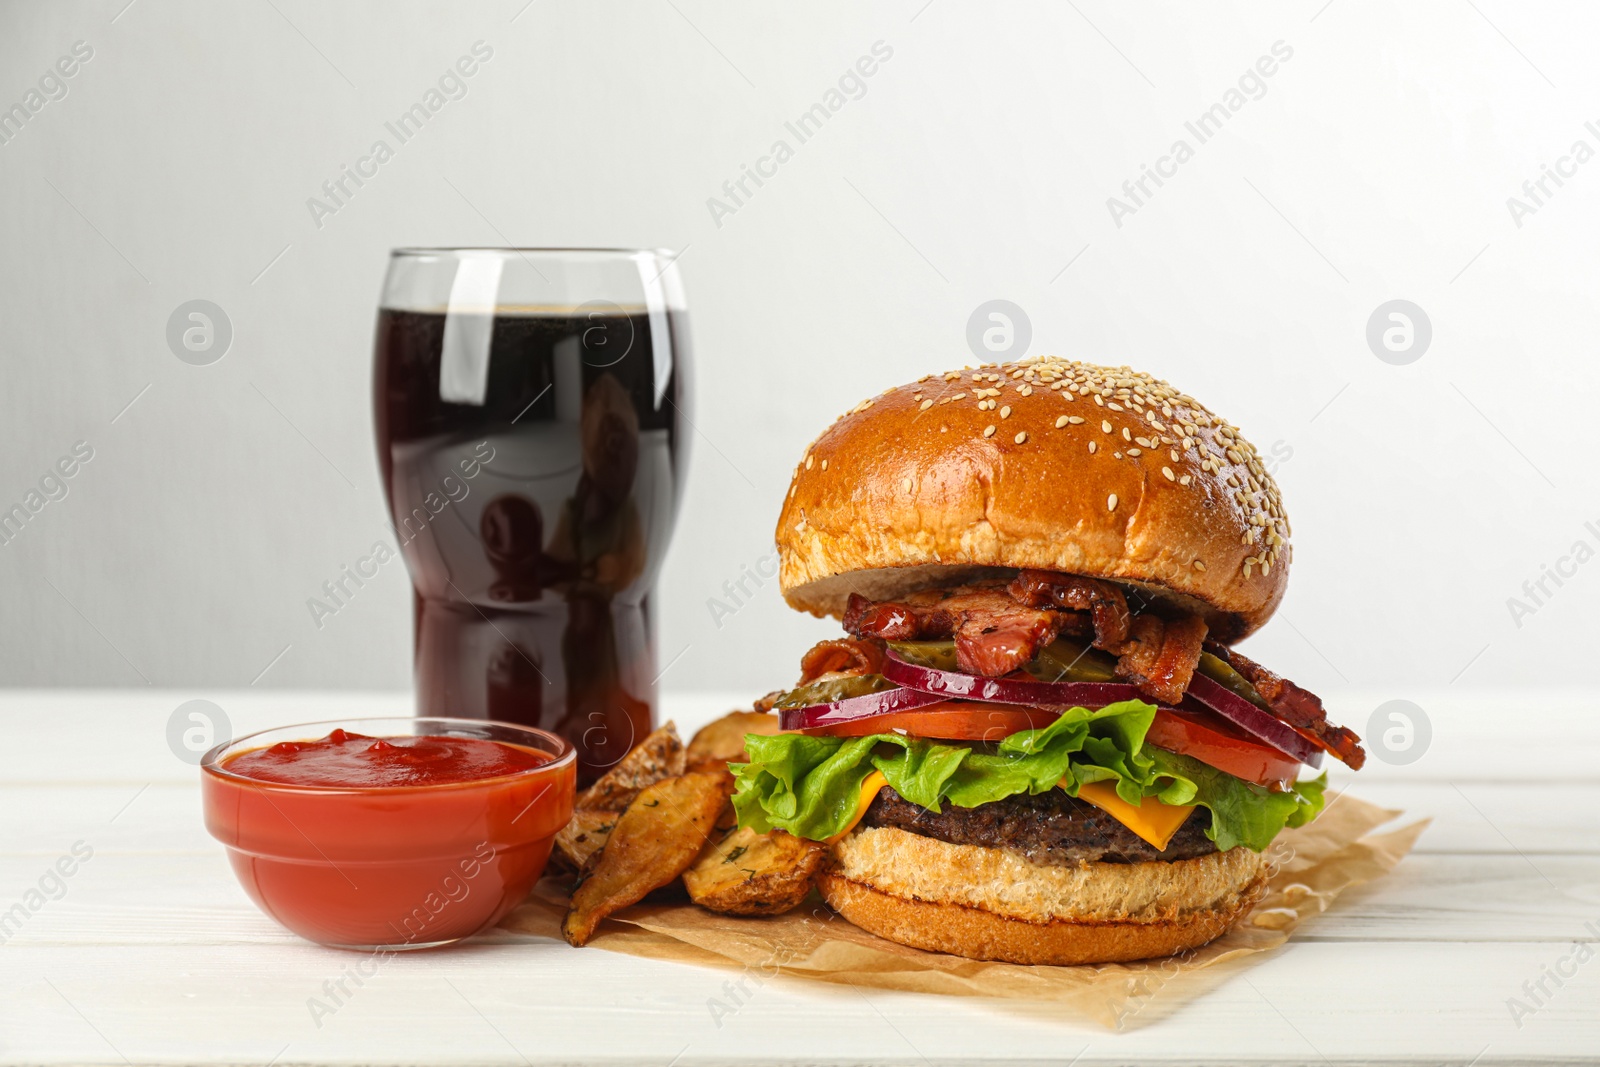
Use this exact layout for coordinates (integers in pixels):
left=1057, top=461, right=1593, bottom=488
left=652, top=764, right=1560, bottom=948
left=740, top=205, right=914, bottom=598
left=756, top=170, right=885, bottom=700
left=1, top=0, right=1595, bottom=706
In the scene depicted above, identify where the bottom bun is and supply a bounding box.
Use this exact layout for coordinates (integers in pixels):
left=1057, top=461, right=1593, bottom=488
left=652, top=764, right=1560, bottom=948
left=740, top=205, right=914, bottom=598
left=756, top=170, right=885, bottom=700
left=820, top=826, right=1267, bottom=965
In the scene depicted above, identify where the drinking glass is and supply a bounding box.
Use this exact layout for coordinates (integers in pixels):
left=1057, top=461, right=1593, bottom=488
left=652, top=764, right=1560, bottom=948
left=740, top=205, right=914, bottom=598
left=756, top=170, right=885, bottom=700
left=373, top=248, right=690, bottom=785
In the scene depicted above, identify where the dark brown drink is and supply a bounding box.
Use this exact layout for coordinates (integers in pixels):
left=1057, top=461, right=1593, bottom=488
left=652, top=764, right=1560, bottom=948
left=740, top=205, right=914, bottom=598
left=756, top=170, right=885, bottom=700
left=374, top=305, right=687, bottom=785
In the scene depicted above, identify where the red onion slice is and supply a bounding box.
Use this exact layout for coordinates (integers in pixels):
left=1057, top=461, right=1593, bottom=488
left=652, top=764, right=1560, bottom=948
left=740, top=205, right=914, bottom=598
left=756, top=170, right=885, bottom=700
left=1185, top=674, right=1324, bottom=768
left=885, top=649, right=1324, bottom=768
left=882, top=650, right=1144, bottom=708
left=776, top=684, right=946, bottom=731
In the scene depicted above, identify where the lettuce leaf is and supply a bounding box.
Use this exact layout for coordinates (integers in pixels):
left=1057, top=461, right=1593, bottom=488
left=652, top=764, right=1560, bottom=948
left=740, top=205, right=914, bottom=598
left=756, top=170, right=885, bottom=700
left=1147, top=748, right=1326, bottom=852
left=731, top=700, right=1326, bottom=853
left=732, top=701, right=1156, bottom=840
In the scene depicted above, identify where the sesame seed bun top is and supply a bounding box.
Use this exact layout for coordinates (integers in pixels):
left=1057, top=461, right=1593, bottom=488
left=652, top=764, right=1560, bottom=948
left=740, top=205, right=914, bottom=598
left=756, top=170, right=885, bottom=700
left=775, top=357, right=1291, bottom=642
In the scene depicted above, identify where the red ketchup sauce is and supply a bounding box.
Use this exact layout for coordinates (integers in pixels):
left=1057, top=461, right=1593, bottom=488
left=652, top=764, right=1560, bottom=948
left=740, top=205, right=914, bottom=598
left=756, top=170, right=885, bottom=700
left=226, top=729, right=552, bottom=788
left=203, top=727, right=574, bottom=949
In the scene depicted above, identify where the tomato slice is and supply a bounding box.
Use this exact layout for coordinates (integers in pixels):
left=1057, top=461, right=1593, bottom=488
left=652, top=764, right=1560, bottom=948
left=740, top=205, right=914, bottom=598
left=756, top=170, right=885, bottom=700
left=1147, top=707, right=1301, bottom=791
left=796, top=701, right=1062, bottom=742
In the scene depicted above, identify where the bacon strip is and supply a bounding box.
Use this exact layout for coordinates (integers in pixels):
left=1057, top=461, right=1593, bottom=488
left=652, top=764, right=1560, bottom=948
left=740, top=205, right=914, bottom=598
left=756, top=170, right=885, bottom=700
left=835, top=576, right=1363, bottom=767
left=797, top=637, right=885, bottom=684
left=844, top=588, right=1063, bottom=678
left=955, top=615, right=1063, bottom=677
left=1008, top=570, right=1131, bottom=648
left=841, top=595, right=951, bottom=642
left=1110, top=614, right=1207, bottom=706
left=1213, top=645, right=1367, bottom=769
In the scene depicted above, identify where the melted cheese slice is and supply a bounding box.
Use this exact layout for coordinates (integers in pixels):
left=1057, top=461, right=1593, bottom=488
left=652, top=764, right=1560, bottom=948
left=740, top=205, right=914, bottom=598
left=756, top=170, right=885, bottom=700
left=830, top=770, right=888, bottom=843
left=828, top=770, right=1194, bottom=854
left=1071, top=780, right=1196, bottom=852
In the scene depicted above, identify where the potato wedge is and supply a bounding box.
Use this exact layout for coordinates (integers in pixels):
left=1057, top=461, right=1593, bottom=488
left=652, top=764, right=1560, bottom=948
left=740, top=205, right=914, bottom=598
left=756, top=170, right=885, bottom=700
left=562, top=770, right=733, bottom=946
left=551, top=810, right=619, bottom=875
left=684, top=820, right=825, bottom=916
left=575, top=722, right=685, bottom=812
left=686, top=710, right=782, bottom=771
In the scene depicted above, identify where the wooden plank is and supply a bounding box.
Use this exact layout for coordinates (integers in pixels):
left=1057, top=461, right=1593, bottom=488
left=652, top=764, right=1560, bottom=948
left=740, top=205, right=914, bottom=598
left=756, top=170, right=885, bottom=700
left=1, top=849, right=1595, bottom=948
left=3, top=689, right=1597, bottom=784
left=3, top=779, right=1594, bottom=860
left=0, top=690, right=744, bottom=784
left=1326, top=781, right=1600, bottom=855
left=0, top=690, right=414, bottom=785
left=0, top=941, right=1595, bottom=1065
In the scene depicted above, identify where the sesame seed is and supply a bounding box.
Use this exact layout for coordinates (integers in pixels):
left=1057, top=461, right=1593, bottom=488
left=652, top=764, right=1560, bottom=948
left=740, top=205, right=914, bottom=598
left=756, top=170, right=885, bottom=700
left=1113, top=451, right=1123, bottom=459
left=1000, top=406, right=1012, bottom=419
left=1170, top=450, right=1180, bottom=462
left=1055, top=415, right=1069, bottom=428
left=1179, top=474, right=1192, bottom=485
left=1014, top=431, right=1028, bottom=444
left=821, top=459, right=828, bottom=471
left=1088, top=441, right=1097, bottom=454
left=984, top=425, right=996, bottom=438
left=805, top=456, right=813, bottom=470
left=902, top=477, right=912, bottom=492
left=1101, top=420, right=1112, bottom=433
left=1127, top=448, right=1142, bottom=456
left=1193, top=560, right=1206, bottom=571
left=1069, top=416, right=1085, bottom=425
left=1162, top=466, right=1175, bottom=481
left=1121, top=427, right=1132, bottom=442
left=1108, top=402, right=1123, bottom=412
left=919, top=399, right=933, bottom=411
left=952, top=393, right=967, bottom=401
left=1093, top=395, right=1105, bottom=406
left=1107, top=493, right=1118, bottom=510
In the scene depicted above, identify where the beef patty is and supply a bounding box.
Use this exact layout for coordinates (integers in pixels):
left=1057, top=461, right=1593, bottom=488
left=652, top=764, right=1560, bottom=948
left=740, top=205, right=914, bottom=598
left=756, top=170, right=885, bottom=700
left=860, top=786, right=1217, bottom=866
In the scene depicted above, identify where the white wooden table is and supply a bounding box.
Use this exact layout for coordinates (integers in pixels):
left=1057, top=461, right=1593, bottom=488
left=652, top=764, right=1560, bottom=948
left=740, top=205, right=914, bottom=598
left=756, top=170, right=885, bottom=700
left=3, top=689, right=1597, bottom=1066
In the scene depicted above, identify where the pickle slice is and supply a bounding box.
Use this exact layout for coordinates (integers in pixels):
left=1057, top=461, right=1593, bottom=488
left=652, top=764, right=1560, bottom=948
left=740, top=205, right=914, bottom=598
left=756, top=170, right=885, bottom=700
left=1025, top=638, right=1118, bottom=684
left=770, top=673, right=896, bottom=710
left=891, top=637, right=1119, bottom=683
left=886, top=640, right=959, bottom=671
left=1197, top=651, right=1272, bottom=710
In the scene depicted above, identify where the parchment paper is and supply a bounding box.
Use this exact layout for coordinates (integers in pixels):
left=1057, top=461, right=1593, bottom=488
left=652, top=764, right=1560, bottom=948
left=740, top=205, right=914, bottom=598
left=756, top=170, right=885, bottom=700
left=501, top=791, right=1426, bottom=1029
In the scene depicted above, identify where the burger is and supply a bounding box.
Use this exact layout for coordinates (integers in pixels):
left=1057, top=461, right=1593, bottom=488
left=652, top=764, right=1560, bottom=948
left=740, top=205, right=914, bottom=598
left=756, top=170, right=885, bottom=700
left=730, top=357, right=1365, bottom=965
